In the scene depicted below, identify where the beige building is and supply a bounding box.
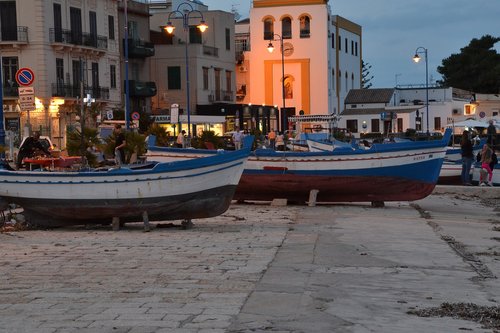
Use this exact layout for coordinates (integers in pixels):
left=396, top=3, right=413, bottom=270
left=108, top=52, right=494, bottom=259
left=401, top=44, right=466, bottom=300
left=1, top=0, right=122, bottom=149
left=236, top=0, right=362, bottom=132
left=149, top=1, right=235, bottom=136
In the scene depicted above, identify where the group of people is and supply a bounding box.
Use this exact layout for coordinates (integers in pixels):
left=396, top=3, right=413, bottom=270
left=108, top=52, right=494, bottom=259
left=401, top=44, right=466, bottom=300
left=267, top=129, right=286, bottom=151
left=460, top=119, right=497, bottom=186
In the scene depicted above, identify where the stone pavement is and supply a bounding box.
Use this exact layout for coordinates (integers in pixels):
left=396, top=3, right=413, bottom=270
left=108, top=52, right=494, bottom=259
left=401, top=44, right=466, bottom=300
left=0, top=188, right=499, bottom=333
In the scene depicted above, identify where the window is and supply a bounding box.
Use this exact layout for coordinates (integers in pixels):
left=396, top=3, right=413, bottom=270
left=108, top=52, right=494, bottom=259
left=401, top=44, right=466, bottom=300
left=53, top=3, right=62, bottom=42
left=189, top=25, right=202, bottom=44
left=108, top=16, right=115, bottom=40
left=225, top=71, right=232, bottom=93
left=225, top=28, right=230, bottom=50
left=168, top=66, right=181, bottom=90
left=91, top=62, right=99, bottom=96
left=351, top=73, right=354, bottom=90
left=338, top=35, right=341, bottom=50
left=72, top=59, right=81, bottom=88
left=56, top=58, right=64, bottom=86
left=2, top=57, right=18, bottom=94
left=351, top=40, right=354, bottom=55
left=416, top=117, right=422, bottom=131
left=110, top=65, right=116, bottom=89
left=0, top=1, right=18, bottom=41
left=299, top=16, right=310, bottom=38
left=345, top=72, right=348, bottom=91
left=371, top=119, right=380, bottom=132
left=70, top=7, right=82, bottom=44
left=263, top=18, right=274, bottom=40
left=128, top=20, right=138, bottom=39
left=346, top=119, right=358, bottom=133
left=203, top=67, right=209, bottom=90
left=344, top=38, right=348, bottom=53
left=434, top=117, right=441, bottom=131
left=331, top=68, right=335, bottom=91
left=338, top=69, right=341, bottom=92
left=331, top=33, right=335, bottom=48
left=397, top=118, right=403, bottom=132
left=355, top=42, right=358, bottom=56
left=89, top=11, right=97, bottom=47
left=282, top=17, right=291, bottom=39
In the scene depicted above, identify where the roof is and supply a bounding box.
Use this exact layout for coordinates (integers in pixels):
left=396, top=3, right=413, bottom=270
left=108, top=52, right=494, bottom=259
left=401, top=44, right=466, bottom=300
left=341, top=107, right=421, bottom=116
left=344, top=88, right=395, bottom=104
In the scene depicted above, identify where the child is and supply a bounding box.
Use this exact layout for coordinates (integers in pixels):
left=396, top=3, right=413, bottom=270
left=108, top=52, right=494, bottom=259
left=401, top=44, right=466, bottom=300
left=479, top=144, right=493, bottom=186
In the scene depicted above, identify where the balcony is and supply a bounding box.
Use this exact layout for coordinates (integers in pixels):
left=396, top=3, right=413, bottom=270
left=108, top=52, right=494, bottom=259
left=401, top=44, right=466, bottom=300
left=0, top=26, right=28, bottom=47
left=210, top=90, right=234, bottom=103
left=203, top=45, right=219, bottom=57
left=49, top=28, right=108, bottom=53
left=52, top=83, right=110, bottom=100
left=124, top=39, right=155, bottom=58
left=126, top=80, right=157, bottom=97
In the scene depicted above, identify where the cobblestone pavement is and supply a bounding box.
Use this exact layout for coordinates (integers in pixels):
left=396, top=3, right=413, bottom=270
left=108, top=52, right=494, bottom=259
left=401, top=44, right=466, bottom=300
left=1, top=192, right=499, bottom=333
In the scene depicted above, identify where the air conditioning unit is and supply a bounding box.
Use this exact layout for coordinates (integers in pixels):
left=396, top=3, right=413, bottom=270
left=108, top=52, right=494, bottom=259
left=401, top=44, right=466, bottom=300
left=208, top=94, right=214, bottom=102
left=239, top=66, right=247, bottom=73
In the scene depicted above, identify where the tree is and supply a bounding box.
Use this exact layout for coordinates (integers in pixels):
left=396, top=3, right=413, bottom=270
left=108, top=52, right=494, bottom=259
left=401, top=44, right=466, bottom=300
left=437, top=35, right=500, bottom=93
left=362, top=61, right=374, bottom=89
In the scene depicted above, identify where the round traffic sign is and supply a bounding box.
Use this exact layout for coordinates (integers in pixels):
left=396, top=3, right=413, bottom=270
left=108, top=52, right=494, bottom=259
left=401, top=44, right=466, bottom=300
left=131, top=112, right=140, bottom=120
left=15, top=67, right=35, bottom=86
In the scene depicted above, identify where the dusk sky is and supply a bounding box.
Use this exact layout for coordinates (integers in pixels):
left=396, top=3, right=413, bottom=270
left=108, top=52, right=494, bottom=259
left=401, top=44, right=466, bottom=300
left=201, top=0, right=499, bottom=88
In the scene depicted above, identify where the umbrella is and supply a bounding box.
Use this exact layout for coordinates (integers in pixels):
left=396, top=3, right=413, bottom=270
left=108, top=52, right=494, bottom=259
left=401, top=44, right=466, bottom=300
left=447, top=119, right=489, bottom=128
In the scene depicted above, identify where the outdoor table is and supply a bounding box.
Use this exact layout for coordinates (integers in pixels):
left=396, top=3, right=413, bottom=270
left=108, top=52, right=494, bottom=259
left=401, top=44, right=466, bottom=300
left=23, top=156, right=82, bottom=170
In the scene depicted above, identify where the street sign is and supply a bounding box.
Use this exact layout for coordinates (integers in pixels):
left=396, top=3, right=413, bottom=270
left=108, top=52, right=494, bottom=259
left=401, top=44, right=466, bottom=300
left=15, top=67, right=35, bottom=86
left=18, top=86, right=35, bottom=111
left=131, top=112, right=140, bottom=120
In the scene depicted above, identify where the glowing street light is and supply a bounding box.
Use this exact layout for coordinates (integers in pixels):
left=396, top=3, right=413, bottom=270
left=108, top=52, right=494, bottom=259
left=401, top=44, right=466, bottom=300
left=164, top=2, right=208, bottom=138
left=413, top=46, right=429, bottom=134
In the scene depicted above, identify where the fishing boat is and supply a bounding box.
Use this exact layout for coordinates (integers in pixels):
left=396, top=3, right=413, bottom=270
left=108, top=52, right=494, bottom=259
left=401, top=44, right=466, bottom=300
left=147, top=130, right=452, bottom=203
left=0, top=137, right=253, bottom=227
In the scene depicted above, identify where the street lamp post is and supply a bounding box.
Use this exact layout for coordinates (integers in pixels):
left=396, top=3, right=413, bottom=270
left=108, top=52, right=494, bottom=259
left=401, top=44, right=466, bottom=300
left=267, top=34, right=285, bottom=133
left=413, top=47, right=429, bottom=134
left=165, top=2, right=207, bottom=139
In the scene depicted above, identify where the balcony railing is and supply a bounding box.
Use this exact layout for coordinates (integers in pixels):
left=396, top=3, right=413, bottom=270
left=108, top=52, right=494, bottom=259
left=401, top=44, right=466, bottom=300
left=124, top=38, right=155, bottom=58
left=52, top=83, right=110, bottom=100
left=49, top=28, right=108, bottom=50
left=0, top=26, right=28, bottom=43
left=127, top=80, right=157, bottom=97
left=203, top=45, right=219, bottom=57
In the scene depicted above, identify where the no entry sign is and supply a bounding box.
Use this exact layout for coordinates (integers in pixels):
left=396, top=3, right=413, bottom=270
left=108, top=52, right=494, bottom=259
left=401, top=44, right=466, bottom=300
left=15, top=67, right=35, bottom=86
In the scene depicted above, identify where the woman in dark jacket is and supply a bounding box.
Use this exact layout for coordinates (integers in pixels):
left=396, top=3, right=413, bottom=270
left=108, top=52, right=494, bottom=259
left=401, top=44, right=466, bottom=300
left=460, top=130, right=474, bottom=185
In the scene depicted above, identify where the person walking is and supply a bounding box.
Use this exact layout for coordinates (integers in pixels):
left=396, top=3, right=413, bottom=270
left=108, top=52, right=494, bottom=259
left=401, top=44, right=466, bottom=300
left=268, top=129, right=276, bottom=150
left=176, top=130, right=186, bottom=148
left=460, top=130, right=474, bottom=186
left=232, top=129, right=243, bottom=150
left=486, top=120, right=496, bottom=146
left=114, top=124, right=126, bottom=165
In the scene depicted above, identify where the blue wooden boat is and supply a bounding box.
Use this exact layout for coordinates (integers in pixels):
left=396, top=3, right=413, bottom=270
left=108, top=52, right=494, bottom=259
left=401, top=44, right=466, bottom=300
left=0, top=137, right=253, bottom=226
left=146, top=130, right=452, bottom=203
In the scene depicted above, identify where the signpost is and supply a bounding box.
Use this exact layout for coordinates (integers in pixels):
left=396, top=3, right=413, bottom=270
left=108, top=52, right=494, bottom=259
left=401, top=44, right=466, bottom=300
left=15, top=67, right=36, bottom=136
left=18, top=87, right=35, bottom=112
left=15, top=67, right=35, bottom=87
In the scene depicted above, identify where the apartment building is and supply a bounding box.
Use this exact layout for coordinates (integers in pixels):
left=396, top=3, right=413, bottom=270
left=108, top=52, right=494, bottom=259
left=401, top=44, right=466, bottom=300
left=0, top=0, right=122, bottom=148
left=149, top=1, right=236, bottom=136
left=117, top=0, right=156, bottom=129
